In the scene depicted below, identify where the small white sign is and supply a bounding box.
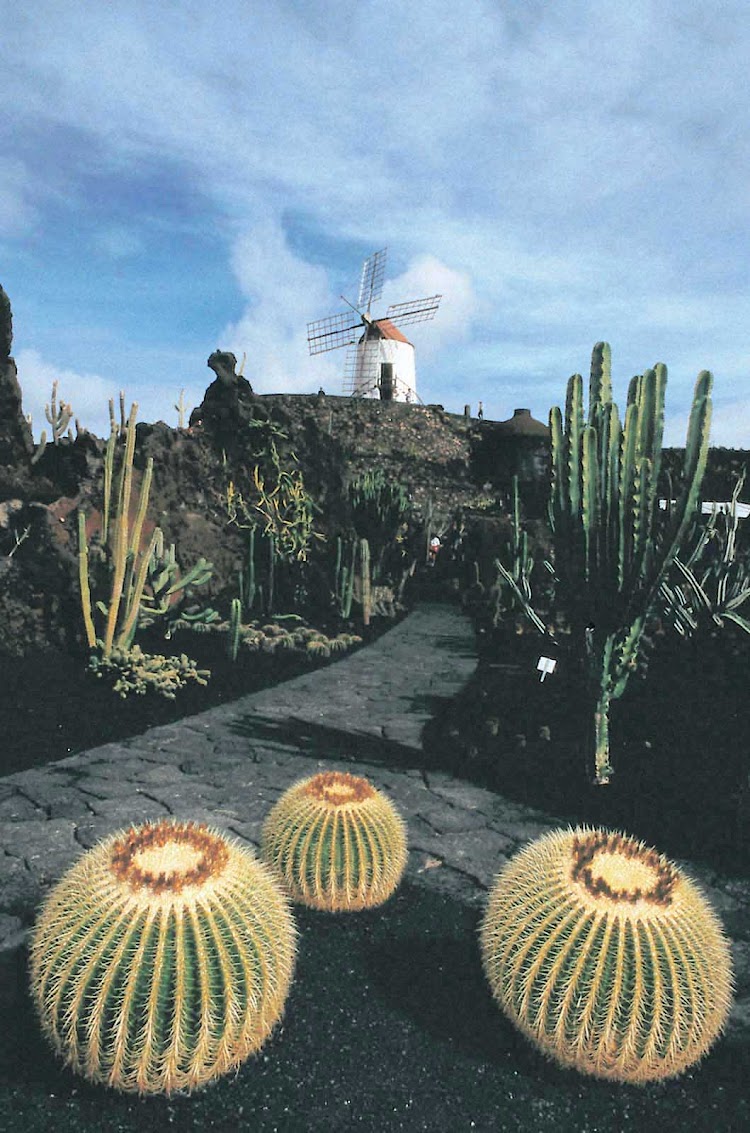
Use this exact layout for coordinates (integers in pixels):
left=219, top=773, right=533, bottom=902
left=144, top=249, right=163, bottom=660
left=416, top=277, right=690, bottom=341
left=537, top=656, right=557, bottom=682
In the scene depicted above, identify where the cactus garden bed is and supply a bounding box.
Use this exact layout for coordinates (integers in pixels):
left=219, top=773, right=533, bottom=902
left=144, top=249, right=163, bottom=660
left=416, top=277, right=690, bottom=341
left=424, top=623, right=750, bottom=878
left=0, top=617, right=383, bottom=778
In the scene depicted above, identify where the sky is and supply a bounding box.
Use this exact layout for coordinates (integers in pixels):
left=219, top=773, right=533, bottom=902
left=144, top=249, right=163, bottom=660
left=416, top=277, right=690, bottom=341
left=1, top=0, right=749, bottom=446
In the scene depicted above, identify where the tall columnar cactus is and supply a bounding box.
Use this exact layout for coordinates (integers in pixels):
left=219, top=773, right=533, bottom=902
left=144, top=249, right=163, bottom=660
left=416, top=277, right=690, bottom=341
left=29, top=819, right=297, bottom=1095
left=548, top=343, right=712, bottom=782
left=78, top=403, right=159, bottom=657
left=480, top=826, right=733, bottom=1084
left=228, top=595, right=242, bottom=661
left=359, top=537, right=372, bottom=626
left=261, top=771, right=408, bottom=912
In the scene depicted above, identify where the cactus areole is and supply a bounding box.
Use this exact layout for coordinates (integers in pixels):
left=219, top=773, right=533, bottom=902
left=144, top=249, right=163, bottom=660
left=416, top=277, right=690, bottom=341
left=30, top=819, right=296, bottom=1096
left=480, top=827, right=734, bottom=1084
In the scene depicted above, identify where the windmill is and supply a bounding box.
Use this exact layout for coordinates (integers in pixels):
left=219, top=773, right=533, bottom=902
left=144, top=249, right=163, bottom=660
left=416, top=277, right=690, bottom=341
left=307, top=248, right=441, bottom=402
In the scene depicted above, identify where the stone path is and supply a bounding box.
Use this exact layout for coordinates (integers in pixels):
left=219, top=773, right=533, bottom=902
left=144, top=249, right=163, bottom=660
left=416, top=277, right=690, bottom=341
left=0, top=602, right=748, bottom=1041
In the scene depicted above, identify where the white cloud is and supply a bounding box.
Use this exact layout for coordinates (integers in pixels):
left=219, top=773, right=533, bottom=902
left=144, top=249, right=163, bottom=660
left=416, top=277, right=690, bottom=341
left=2, top=1, right=750, bottom=445
left=15, top=348, right=207, bottom=440
left=0, top=159, right=38, bottom=236
left=16, top=350, right=114, bottom=441
left=218, top=219, right=344, bottom=394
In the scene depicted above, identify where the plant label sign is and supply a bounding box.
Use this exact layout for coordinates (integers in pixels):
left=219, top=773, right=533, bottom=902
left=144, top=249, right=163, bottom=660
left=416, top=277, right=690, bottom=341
left=537, top=656, right=557, bottom=682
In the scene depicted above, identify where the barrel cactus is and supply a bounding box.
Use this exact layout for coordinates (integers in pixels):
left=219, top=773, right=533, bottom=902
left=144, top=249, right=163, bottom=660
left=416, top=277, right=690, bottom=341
left=29, top=819, right=297, bottom=1095
left=261, top=771, right=408, bottom=912
left=479, top=826, right=733, bottom=1084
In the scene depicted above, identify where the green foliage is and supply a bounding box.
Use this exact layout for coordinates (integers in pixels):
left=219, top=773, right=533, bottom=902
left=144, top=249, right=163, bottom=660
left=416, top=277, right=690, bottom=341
left=348, top=469, right=411, bottom=575
left=261, top=771, right=408, bottom=912
left=228, top=596, right=242, bottom=661
left=493, top=475, right=540, bottom=628
left=87, top=644, right=209, bottom=698
left=30, top=819, right=296, bottom=1095
left=78, top=404, right=215, bottom=696
left=225, top=417, right=321, bottom=564
left=137, top=528, right=215, bottom=638
left=78, top=403, right=159, bottom=657
left=660, top=472, right=750, bottom=637
left=480, top=826, right=733, bottom=1084
left=498, top=343, right=712, bottom=783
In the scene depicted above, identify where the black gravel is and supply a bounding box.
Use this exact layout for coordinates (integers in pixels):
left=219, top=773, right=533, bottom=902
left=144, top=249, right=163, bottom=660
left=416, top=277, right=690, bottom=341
left=1, top=882, right=746, bottom=1133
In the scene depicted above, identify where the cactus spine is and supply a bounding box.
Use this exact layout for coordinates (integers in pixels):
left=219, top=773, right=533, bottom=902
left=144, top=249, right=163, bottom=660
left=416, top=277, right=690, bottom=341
left=261, top=771, right=408, bottom=912
left=548, top=344, right=712, bottom=782
left=29, top=819, right=296, bottom=1095
left=480, top=826, right=733, bottom=1084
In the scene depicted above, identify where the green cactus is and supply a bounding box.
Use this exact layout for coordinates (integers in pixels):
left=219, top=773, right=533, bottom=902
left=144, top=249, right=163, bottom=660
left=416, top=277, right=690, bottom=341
left=494, top=474, right=541, bottom=629
left=549, top=345, right=712, bottom=782
left=501, top=344, right=712, bottom=783
left=359, top=536, right=372, bottom=626
left=261, top=771, right=408, bottom=912
left=239, top=526, right=257, bottom=614
left=29, top=819, right=297, bottom=1095
left=87, top=644, right=210, bottom=698
left=348, top=469, right=411, bottom=580
left=480, top=826, right=734, bottom=1084
left=78, top=403, right=159, bottom=657
left=660, top=471, right=750, bottom=637
left=137, top=528, right=214, bottom=635
left=228, top=596, right=242, bottom=661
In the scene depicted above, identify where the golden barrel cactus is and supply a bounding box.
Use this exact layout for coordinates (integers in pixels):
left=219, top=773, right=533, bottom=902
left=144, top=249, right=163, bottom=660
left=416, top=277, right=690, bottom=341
left=29, top=819, right=297, bottom=1095
left=479, top=826, right=734, bottom=1084
left=261, top=771, right=408, bottom=912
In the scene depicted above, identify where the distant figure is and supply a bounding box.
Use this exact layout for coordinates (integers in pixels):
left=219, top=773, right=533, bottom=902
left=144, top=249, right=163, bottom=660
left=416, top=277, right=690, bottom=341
left=478, top=401, right=484, bottom=420
left=428, top=535, right=441, bottom=567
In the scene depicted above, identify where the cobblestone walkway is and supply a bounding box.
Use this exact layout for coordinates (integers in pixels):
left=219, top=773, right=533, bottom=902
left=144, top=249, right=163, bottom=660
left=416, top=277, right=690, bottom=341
left=1, top=602, right=748, bottom=1041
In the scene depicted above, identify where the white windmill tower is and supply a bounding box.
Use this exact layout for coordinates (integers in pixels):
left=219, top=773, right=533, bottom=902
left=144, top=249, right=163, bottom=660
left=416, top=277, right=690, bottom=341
left=307, top=248, right=442, bottom=402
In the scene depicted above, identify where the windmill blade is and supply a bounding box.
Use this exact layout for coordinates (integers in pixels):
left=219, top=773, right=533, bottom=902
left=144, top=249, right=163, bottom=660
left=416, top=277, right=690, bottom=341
left=385, top=294, right=442, bottom=327
left=307, top=311, right=363, bottom=355
left=358, top=247, right=387, bottom=311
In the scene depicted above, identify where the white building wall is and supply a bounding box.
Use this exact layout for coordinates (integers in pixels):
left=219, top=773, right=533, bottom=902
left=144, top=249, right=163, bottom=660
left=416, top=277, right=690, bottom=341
left=351, top=338, right=417, bottom=402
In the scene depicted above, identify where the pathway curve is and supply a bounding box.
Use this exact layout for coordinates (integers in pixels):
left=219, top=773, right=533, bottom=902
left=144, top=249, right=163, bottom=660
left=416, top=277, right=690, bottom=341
left=0, top=602, right=748, bottom=1041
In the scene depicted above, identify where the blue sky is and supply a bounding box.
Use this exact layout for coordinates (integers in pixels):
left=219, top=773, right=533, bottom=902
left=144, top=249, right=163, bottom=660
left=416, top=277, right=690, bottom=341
left=1, top=0, right=749, bottom=445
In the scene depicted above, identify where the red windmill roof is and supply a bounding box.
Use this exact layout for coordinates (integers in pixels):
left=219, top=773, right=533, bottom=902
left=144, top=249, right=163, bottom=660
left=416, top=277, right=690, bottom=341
left=372, top=318, right=412, bottom=345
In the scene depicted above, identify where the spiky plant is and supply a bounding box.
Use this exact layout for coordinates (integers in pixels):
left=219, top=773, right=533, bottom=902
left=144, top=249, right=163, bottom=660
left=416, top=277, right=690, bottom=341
left=29, top=819, right=297, bottom=1096
left=261, top=771, right=408, bottom=912
left=479, top=826, right=733, bottom=1084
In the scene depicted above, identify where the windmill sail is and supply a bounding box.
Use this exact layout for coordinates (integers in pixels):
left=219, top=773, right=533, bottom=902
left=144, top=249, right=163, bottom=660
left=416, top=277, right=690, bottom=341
left=307, top=248, right=442, bottom=402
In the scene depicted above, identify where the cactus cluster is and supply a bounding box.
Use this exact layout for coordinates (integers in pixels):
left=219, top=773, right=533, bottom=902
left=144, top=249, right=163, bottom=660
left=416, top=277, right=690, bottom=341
left=480, top=826, right=734, bottom=1084
left=261, top=771, right=408, bottom=912
left=29, top=820, right=296, bottom=1095
left=87, top=643, right=210, bottom=698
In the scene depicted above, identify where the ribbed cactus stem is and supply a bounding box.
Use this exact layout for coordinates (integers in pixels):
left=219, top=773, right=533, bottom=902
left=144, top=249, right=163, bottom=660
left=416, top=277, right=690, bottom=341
left=228, top=596, right=242, bottom=661
left=548, top=345, right=712, bottom=783
left=261, top=771, right=408, bottom=912
left=77, top=510, right=97, bottom=650
left=30, top=820, right=296, bottom=1095
left=360, top=537, right=372, bottom=626
left=481, top=826, right=734, bottom=1084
